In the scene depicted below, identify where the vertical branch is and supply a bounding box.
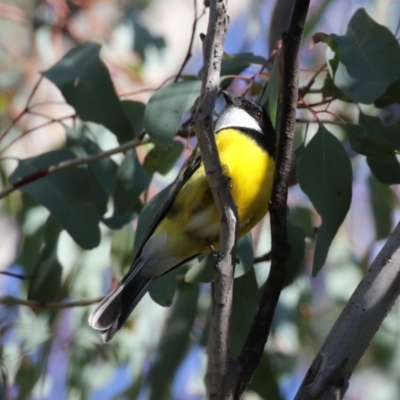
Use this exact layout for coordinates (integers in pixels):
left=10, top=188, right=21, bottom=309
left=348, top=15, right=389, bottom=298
left=192, top=1, right=239, bottom=399
left=234, top=0, right=310, bottom=397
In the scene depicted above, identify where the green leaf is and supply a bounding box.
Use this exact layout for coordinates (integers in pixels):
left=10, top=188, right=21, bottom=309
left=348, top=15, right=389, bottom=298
left=221, top=53, right=266, bottom=76
left=131, top=17, right=166, bottom=60
left=288, top=206, right=313, bottom=237
left=374, top=79, right=400, bottom=108
left=248, top=352, right=282, bottom=400
left=231, top=268, right=259, bottom=358
left=367, top=157, right=400, bottom=185
left=347, top=123, right=400, bottom=160
left=121, top=100, right=146, bottom=137
left=27, top=241, right=62, bottom=302
left=318, top=9, right=400, bottom=104
left=10, top=150, right=101, bottom=249
left=144, top=80, right=201, bottom=147
left=359, top=113, right=400, bottom=147
left=321, top=74, right=353, bottom=102
left=297, top=125, right=352, bottom=275
left=17, top=204, right=47, bottom=274
left=184, top=254, right=215, bottom=283
left=220, top=52, right=267, bottom=88
left=149, top=270, right=178, bottom=307
left=42, top=42, right=135, bottom=143
left=101, top=211, right=135, bottom=230
left=143, top=141, right=184, bottom=176
left=44, top=215, right=62, bottom=243
left=259, top=53, right=280, bottom=128
left=235, top=232, right=254, bottom=278
left=355, top=113, right=400, bottom=184
left=312, top=32, right=339, bottom=76
left=368, top=175, right=397, bottom=239
left=66, top=133, right=118, bottom=213
left=148, top=281, right=199, bottom=400
left=15, top=357, right=41, bottom=400
left=114, top=150, right=150, bottom=216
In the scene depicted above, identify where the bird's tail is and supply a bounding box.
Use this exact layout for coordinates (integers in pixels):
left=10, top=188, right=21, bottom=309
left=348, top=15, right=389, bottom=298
left=88, top=259, right=156, bottom=343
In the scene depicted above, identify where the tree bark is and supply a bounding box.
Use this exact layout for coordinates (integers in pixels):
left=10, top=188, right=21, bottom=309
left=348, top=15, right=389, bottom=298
left=295, top=220, right=400, bottom=399
left=192, top=1, right=240, bottom=399
left=234, top=1, right=310, bottom=397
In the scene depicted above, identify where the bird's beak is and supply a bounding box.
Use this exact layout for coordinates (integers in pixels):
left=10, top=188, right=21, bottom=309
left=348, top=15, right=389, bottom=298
left=222, top=91, right=234, bottom=106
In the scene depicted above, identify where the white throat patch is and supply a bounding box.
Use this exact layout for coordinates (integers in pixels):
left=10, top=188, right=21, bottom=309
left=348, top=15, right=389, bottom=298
left=215, top=106, right=262, bottom=133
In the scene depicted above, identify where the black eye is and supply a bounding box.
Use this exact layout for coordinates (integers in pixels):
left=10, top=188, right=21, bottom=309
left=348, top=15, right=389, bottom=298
left=255, top=110, right=263, bottom=120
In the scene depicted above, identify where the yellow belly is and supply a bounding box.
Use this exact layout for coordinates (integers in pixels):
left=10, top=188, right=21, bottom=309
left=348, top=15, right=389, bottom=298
left=154, top=128, right=275, bottom=258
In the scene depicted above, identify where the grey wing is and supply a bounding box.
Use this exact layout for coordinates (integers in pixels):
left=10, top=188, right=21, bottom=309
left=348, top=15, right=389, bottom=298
left=134, top=147, right=202, bottom=259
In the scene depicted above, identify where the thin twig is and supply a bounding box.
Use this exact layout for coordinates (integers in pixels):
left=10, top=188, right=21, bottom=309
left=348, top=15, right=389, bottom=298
left=0, top=78, right=44, bottom=143
left=296, top=118, right=345, bottom=125
left=174, top=0, right=206, bottom=83
left=0, top=138, right=150, bottom=200
left=234, top=0, right=310, bottom=397
left=242, top=45, right=280, bottom=96
left=0, top=271, right=39, bottom=280
left=253, top=251, right=272, bottom=264
left=298, top=63, right=326, bottom=98
left=0, top=114, right=77, bottom=156
left=0, top=296, right=103, bottom=310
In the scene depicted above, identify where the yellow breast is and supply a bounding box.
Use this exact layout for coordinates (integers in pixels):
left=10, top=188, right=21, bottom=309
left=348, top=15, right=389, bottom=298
left=216, top=129, right=275, bottom=236
left=153, top=128, right=275, bottom=259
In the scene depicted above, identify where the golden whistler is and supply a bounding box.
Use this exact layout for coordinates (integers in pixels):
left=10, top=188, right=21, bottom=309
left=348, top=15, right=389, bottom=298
left=89, top=93, right=276, bottom=342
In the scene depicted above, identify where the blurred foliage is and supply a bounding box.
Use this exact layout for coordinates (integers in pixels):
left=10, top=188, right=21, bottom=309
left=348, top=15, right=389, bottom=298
left=1, top=1, right=400, bottom=400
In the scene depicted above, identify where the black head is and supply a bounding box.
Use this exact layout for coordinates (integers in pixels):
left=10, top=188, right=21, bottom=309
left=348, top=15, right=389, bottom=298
left=216, top=92, right=277, bottom=157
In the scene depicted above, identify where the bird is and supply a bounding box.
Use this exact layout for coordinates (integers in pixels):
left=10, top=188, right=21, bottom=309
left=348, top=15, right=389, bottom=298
left=89, top=92, right=277, bottom=342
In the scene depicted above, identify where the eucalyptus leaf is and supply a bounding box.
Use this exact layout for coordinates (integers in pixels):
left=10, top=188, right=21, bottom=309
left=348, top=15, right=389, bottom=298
left=235, top=232, right=254, bottom=278
left=220, top=52, right=266, bottom=88
left=121, top=100, right=146, bottom=137
left=42, top=42, right=134, bottom=142
left=297, top=125, right=352, bottom=275
left=9, top=150, right=101, bottom=249
left=316, top=9, right=400, bottom=104
left=27, top=241, right=62, bottom=302
left=144, top=80, right=201, bottom=148
left=248, top=352, right=282, bottom=400
left=114, top=150, right=150, bottom=216
left=131, top=16, right=166, bottom=59
left=185, top=254, right=215, bottom=283
left=374, top=79, right=400, bottom=108
left=149, top=270, right=178, bottom=307
left=288, top=206, right=313, bottom=237
left=367, top=157, right=400, bottom=185
left=143, top=141, right=184, bottom=176
left=15, top=357, right=41, bottom=400
left=259, top=52, right=280, bottom=128
left=66, top=133, right=118, bottom=197
left=231, top=268, right=259, bottom=358
left=368, top=175, right=397, bottom=239
left=347, top=124, right=400, bottom=160
left=356, top=113, right=400, bottom=184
